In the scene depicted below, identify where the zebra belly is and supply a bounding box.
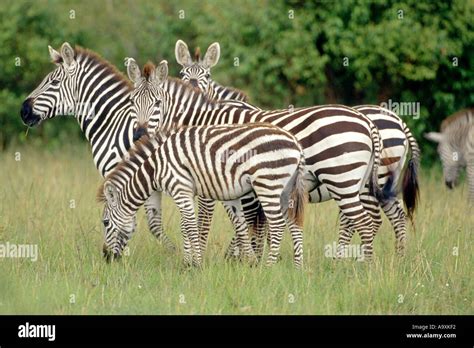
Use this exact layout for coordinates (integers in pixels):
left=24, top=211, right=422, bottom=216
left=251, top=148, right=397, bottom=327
left=192, top=172, right=253, bottom=202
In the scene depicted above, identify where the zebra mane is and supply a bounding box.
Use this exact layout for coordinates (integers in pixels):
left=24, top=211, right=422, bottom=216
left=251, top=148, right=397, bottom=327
left=441, top=108, right=474, bottom=132
left=75, top=46, right=133, bottom=90
left=165, top=77, right=220, bottom=109
left=213, top=81, right=250, bottom=103
left=143, top=61, right=155, bottom=81
left=96, top=134, right=159, bottom=203
left=194, top=47, right=201, bottom=61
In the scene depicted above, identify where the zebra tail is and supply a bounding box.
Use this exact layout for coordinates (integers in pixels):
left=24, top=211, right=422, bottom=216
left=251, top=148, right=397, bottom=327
left=368, top=122, right=396, bottom=204
left=288, top=153, right=307, bottom=227
left=402, top=123, right=421, bottom=225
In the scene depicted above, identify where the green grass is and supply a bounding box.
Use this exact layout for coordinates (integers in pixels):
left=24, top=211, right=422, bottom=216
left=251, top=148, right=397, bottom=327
left=0, top=144, right=472, bottom=314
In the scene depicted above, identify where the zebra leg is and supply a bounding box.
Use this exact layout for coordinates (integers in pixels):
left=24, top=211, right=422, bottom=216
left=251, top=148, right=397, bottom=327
left=224, top=195, right=266, bottom=260
left=336, top=213, right=357, bottom=259
left=255, top=197, right=285, bottom=266
left=174, top=194, right=202, bottom=267
left=360, top=190, right=383, bottom=236
left=336, top=192, right=382, bottom=259
left=264, top=212, right=286, bottom=266
left=242, top=197, right=266, bottom=261
left=222, top=200, right=257, bottom=264
left=144, top=191, right=176, bottom=251
left=286, top=216, right=303, bottom=269
left=335, top=198, right=375, bottom=262
left=224, top=235, right=239, bottom=260
left=196, top=197, right=216, bottom=254
left=380, top=199, right=407, bottom=255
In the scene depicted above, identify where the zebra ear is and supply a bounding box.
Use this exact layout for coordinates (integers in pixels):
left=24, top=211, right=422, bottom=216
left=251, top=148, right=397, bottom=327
left=60, top=42, right=75, bottom=67
left=126, top=58, right=142, bottom=85
left=104, top=182, right=119, bottom=207
left=203, top=42, right=220, bottom=68
left=154, top=60, right=168, bottom=85
left=175, top=40, right=192, bottom=66
left=424, top=132, right=444, bottom=143
left=48, top=45, right=62, bottom=64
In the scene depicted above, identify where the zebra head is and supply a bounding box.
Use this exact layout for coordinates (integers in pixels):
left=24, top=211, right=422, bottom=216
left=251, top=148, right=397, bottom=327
left=21, top=43, right=79, bottom=127
left=425, top=131, right=463, bottom=189
left=100, top=181, right=137, bottom=261
left=175, top=39, right=220, bottom=95
left=126, top=58, right=168, bottom=141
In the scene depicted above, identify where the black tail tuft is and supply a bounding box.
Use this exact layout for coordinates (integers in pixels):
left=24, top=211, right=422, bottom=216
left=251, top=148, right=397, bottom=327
left=402, top=159, right=419, bottom=225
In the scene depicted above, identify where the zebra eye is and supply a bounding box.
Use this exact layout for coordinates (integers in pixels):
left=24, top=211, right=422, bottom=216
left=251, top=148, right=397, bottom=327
left=179, top=71, right=184, bottom=77
left=205, top=73, right=210, bottom=79
left=51, top=79, right=60, bottom=86
left=103, top=219, right=110, bottom=227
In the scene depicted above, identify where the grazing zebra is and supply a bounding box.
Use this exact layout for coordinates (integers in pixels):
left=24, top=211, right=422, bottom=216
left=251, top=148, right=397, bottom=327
left=174, top=40, right=421, bottom=255
left=425, top=108, right=474, bottom=203
left=98, top=124, right=307, bottom=268
left=127, top=59, right=395, bottom=261
left=19, top=43, right=174, bottom=251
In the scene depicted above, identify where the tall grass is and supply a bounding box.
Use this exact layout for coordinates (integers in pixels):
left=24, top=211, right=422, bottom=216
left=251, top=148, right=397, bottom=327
left=0, top=144, right=472, bottom=314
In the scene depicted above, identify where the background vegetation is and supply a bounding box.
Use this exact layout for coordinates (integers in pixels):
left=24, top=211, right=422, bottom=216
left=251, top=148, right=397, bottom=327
left=1, top=0, right=473, bottom=163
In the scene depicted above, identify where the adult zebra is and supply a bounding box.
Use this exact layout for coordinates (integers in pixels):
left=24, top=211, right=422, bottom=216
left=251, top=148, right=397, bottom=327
left=19, top=43, right=174, bottom=251
left=174, top=40, right=421, bottom=255
left=98, top=124, right=306, bottom=267
left=127, top=59, right=395, bottom=261
left=425, top=108, right=474, bottom=203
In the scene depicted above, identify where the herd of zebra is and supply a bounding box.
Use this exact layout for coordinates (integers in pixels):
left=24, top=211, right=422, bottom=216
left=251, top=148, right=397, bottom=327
left=19, top=40, right=473, bottom=268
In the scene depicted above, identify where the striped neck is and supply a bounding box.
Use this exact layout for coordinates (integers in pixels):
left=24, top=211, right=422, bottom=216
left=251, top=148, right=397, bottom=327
left=60, top=49, right=137, bottom=176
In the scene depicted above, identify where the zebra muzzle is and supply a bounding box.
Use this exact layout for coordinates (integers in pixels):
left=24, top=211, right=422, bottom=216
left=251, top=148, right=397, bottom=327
left=20, top=98, right=42, bottom=127
left=133, top=126, right=147, bottom=142
left=102, top=244, right=122, bottom=263
left=445, top=180, right=455, bottom=189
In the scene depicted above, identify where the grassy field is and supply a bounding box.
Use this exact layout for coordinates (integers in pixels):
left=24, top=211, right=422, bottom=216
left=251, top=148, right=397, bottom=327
left=0, top=143, right=472, bottom=315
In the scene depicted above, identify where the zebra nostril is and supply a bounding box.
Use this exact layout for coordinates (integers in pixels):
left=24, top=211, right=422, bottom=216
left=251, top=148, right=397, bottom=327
left=445, top=180, right=454, bottom=189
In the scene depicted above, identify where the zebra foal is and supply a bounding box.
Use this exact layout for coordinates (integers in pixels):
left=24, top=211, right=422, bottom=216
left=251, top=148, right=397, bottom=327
left=98, top=124, right=307, bottom=268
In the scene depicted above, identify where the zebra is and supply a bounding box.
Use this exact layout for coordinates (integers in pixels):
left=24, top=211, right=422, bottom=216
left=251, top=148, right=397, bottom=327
left=98, top=124, right=307, bottom=268
left=425, top=108, right=474, bottom=203
left=127, top=59, right=395, bottom=261
left=19, top=42, right=175, bottom=251
left=174, top=40, right=421, bottom=255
